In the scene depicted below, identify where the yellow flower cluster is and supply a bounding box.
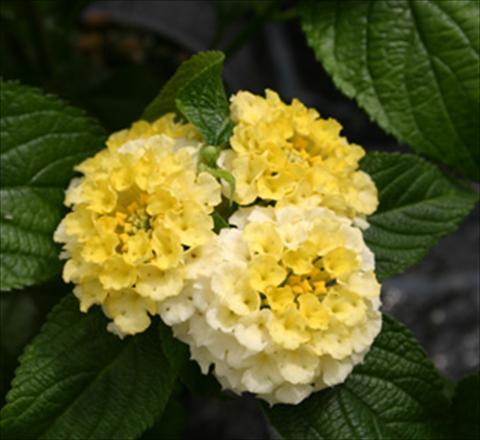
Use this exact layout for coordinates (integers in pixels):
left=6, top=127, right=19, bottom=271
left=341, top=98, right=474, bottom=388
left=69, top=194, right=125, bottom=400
left=54, top=87, right=382, bottom=405
left=54, top=114, right=222, bottom=336
left=160, top=204, right=381, bottom=404
left=221, top=90, right=378, bottom=220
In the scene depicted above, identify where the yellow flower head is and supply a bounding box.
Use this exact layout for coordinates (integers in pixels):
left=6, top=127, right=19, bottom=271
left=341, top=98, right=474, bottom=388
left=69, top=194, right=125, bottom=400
left=54, top=114, right=222, bottom=336
left=158, top=204, right=382, bottom=405
left=221, top=90, right=378, bottom=220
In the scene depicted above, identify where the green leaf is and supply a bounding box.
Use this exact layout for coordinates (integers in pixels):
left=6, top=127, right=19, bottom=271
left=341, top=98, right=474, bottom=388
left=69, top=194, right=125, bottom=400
left=142, top=51, right=233, bottom=146
left=300, top=0, right=480, bottom=180
left=0, top=80, right=105, bottom=291
left=0, top=295, right=177, bottom=440
left=1, top=292, right=40, bottom=405
left=451, top=373, right=479, bottom=440
left=267, top=314, right=450, bottom=440
left=0, top=280, right=69, bottom=406
left=213, top=211, right=230, bottom=233
left=361, top=152, right=478, bottom=280
left=140, top=393, right=185, bottom=440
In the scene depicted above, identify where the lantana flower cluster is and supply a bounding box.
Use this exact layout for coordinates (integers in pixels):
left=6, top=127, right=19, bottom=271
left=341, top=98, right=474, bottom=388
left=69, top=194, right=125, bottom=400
left=55, top=115, right=221, bottom=336
left=222, top=90, right=377, bottom=221
left=160, top=204, right=381, bottom=404
left=55, top=90, right=382, bottom=405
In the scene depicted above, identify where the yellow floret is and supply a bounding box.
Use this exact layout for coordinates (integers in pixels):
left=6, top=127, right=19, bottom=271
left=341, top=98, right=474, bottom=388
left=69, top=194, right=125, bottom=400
left=323, top=247, right=359, bottom=278
left=298, top=293, right=330, bottom=330
left=151, top=227, right=183, bottom=270
left=268, top=304, right=311, bottom=350
left=248, top=255, right=287, bottom=292
left=282, top=242, right=316, bottom=275
left=54, top=114, right=222, bottom=336
left=99, top=255, right=136, bottom=290
left=243, top=222, right=284, bottom=259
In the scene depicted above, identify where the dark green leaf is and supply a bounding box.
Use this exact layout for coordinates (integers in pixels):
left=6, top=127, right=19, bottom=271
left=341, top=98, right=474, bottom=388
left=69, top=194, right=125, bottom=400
left=142, top=52, right=225, bottom=119
left=142, top=51, right=233, bottom=146
left=300, top=0, right=480, bottom=180
left=267, top=314, right=450, bottom=440
left=213, top=211, right=230, bottom=233
left=362, top=152, right=478, bottom=280
left=451, top=373, right=479, bottom=440
left=140, top=393, right=185, bottom=440
left=0, top=292, right=39, bottom=405
left=0, top=295, right=176, bottom=440
left=0, top=80, right=105, bottom=291
left=0, top=280, right=68, bottom=406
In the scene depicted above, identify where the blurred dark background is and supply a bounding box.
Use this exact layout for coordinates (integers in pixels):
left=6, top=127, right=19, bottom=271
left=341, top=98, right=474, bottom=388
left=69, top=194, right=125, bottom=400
left=1, top=1, right=478, bottom=439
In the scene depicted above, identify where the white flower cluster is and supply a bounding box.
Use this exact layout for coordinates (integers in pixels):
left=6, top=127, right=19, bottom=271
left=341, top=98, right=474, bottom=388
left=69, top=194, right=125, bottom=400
left=158, top=203, right=381, bottom=404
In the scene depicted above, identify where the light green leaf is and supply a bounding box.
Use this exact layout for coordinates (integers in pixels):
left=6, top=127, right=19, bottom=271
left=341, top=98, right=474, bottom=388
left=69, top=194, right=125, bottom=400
left=267, top=314, right=450, bottom=440
left=0, top=295, right=176, bottom=440
left=0, top=81, right=105, bottom=291
left=362, top=152, right=478, bottom=280
left=300, top=0, right=480, bottom=180
left=451, top=373, right=479, bottom=440
left=142, top=51, right=233, bottom=145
